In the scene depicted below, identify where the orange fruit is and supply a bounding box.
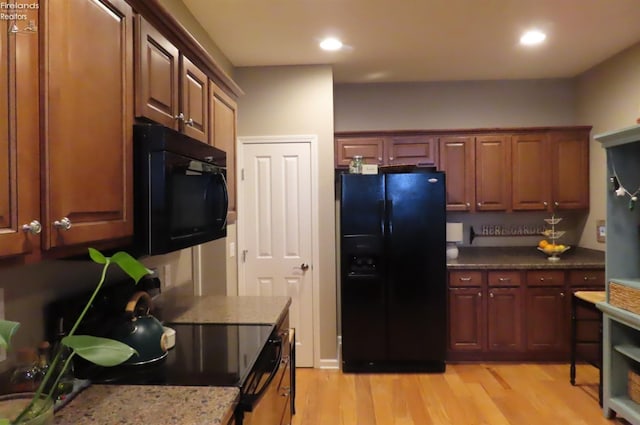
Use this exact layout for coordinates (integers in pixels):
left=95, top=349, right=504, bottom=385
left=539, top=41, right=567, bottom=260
left=538, top=240, right=549, bottom=249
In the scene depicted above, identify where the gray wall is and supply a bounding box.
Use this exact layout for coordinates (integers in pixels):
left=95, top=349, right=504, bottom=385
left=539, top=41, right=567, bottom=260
left=334, top=79, right=578, bottom=131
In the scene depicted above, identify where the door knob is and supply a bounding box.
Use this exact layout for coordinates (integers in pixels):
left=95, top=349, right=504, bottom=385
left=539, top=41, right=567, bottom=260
left=300, top=263, right=309, bottom=271
left=53, top=217, right=72, bottom=230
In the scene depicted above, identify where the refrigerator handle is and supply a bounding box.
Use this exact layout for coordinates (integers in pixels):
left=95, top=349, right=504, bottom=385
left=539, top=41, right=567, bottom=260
left=386, top=200, right=393, bottom=238
left=378, top=200, right=385, bottom=235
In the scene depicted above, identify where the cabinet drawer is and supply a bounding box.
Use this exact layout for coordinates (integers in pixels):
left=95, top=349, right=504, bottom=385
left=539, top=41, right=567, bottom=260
left=449, top=271, right=483, bottom=287
left=526, top=270, right=565, bottom=286
left=568, top=269, right=605, bottom=287
left=488, top=271, right=521, bottom=287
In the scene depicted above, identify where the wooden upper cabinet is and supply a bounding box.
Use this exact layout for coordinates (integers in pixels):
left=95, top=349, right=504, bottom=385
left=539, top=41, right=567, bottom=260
left=511, top=133, right=551, bottom=211
left=335, top=137, right=385, bottom=167
left=475, top=135, right=511, bottom=211
left=135, top=16, right=180, bottom=129
left=181, top=55, right=208, bottom=143
left=210, top=81, right=238, bottom=223
left=43, top=0, right=134, bottom=249
left=439, top=136, right=475, bottom=212
left=550, top=130, right=590, bottom=210
left=388, top=136, right=438, bottom=166
left=0, top=5, right=40, bottom=258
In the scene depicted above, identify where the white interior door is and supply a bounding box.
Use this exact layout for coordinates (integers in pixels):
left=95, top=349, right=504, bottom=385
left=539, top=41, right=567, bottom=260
left=239, top=137, right=316, bottom=367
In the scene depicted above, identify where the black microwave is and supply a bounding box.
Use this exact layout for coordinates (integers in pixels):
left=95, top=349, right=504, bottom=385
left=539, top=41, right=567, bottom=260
left=133, top=123, right=228, bottom=256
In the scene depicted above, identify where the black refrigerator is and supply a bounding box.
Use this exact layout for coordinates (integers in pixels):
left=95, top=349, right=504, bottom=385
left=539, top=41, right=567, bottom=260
left=340, top=172, right=446, bottom=373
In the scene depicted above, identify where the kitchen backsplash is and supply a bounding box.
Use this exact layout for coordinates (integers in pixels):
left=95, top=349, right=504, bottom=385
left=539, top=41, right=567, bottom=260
left=446, top=210, right=587, bottom=248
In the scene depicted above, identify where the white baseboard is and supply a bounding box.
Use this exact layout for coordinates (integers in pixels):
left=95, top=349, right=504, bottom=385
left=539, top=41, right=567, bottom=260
left=313, top=336, right=341, bottom=369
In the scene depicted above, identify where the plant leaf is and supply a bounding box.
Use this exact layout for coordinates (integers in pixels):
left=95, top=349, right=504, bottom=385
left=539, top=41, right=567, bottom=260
left=0, top=320, right=20, bottom=350
left=88, top=248, right=107, bottom=264
left=110, top=251, right=151, bottom=284
left=63, top=335, right=137, bottom=367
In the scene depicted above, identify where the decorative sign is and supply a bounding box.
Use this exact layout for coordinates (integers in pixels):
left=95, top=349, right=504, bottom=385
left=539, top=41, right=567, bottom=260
left=478, top=224, right=546, bottom=237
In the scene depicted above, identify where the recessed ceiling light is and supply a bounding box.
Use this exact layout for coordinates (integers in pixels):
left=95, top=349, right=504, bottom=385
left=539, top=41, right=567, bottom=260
left=520, top=30, right=546, bottom=46
left=319, top=37, right=343, bottom=51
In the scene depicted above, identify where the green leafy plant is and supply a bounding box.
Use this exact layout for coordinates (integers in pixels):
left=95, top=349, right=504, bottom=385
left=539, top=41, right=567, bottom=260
left=0, top=248, right=151, bottom=424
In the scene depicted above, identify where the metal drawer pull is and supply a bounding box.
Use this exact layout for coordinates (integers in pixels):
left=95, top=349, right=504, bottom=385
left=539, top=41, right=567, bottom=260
left=539, top=277, right=553, bottom=282
left=478, top=292, right=482, bottom=297
left=498, top=277, right=511, bottom=282
left=584, top=276, right=597, bottom=281
left=459, top=277, right=472, bottom=281
left=280, top=386, right=291, bottom=397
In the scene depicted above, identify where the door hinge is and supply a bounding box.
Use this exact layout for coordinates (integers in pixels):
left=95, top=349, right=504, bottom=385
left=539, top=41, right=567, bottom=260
left=242, top=249, right=248, bottom=262
left=241, top=168, right=245, bottom=181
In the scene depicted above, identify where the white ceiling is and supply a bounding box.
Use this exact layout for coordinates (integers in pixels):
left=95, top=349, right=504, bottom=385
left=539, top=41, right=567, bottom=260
left=182, top=0, right=640, bottom=84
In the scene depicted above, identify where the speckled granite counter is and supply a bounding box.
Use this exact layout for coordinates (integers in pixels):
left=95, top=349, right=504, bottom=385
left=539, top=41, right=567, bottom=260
left=54, top=385, right=239, bottom=425
left=155, top=290, right=291, bottom=325
left=447, top=246, right=605, bottom=270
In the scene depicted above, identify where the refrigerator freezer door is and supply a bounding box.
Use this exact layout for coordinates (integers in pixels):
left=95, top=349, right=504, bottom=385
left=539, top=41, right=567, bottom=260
left=340, top=175, right=387, bottom=367
left=385, top=173, right=447, bottom=367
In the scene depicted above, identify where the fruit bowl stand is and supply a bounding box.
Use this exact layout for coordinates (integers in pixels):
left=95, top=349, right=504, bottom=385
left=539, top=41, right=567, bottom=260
left=538, top=216, right=571, bottom=261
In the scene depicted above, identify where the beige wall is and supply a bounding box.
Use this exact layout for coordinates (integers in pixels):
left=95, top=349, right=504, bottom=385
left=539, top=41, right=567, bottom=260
left=156, top=0, right=233, bottom=76
left=576, top=42, right=640, bottom=249
left=234, top=65, right=337, bottom=362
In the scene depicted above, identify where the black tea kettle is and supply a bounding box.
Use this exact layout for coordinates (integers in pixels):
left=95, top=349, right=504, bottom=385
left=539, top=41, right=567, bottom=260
left=111, top=291, right=168, bottom=365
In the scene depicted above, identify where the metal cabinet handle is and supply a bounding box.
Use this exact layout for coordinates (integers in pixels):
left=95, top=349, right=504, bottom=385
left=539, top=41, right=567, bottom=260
left=21, top=220, right=42, bottom=235
left=174, top=112, right=185, bottom=121
left=186, top=118, right=194, bottom=126
left=389, top=156, right=394, bottom=161
left=53, top=217, right=72, bottom=230
left=459, top=277, right=472, bottom=281
left=498, top=277, right=511, bottom=282
left=478, top=292, right=482, bottom=297
left=466, top=202, right=471, bottom=207
left=539, top=277, right=553, bottom=282
left=477, top=202, right=482, bottom=207
left=560, top=292, right=565, bottom=297
left=554, top=201, right=559, bottom=207
left=584, top=276, right=597, bottom=281
left=280, top=386, right=291, bottom=397
left=543, top=201, right=548, bottom=207
left=489, top=292, right=494, bottom=298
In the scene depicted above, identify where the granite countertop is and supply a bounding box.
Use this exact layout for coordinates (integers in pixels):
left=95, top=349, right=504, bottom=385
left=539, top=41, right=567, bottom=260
left=447, top=246, right=605, bottom=270
left=54, top=385, right=239, bottom=425
left=155, top=289, right=291, bottom=325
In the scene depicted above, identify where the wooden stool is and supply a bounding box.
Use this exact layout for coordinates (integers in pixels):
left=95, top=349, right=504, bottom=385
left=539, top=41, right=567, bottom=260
left=570, top=290, right=605, bottom=405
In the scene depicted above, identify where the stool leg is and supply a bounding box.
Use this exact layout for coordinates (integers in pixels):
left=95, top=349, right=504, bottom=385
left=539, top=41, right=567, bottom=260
left=570, top=293, right=577, bottom=385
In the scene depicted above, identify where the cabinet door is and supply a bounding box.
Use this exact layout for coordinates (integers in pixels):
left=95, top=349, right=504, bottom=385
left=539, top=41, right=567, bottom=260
left=181, top=56, right=208, bottom=143
left=526, top=287, right=567, bottom=353
left=44, top=0, right=134, bottom=249
left=388, top=135, right=437, bottom=166
left=487, top=287, right=523, bottom=352
left=550, top=130, right=589, bottom=210
left=511, top=133, right=551, bottom=211
left=475, top=135, right=511, bottom=211
left=448, top=288, right=485, bottom=352
left=335, top=137, right=385, bottom=167
left=439, top=136, right=475, bottom=211
left=0, top=7, right=40, bottom=258
left=210, top=81, right=238, bottom=223
left=135, top=16, right=180, bottom=129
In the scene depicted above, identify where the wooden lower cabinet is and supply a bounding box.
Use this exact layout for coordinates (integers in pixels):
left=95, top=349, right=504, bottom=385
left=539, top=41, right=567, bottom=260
left=487, top=287, right=524, bottom=352
left=448, top=267, right=604, bottom=361
left=448, top=287, right=484, bottom=352
left=526, top=287, right=567, bottom=354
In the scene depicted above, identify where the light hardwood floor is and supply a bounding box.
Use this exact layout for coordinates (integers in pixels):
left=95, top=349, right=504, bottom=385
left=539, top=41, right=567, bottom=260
left=292, top=363, right=624, bottom=425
